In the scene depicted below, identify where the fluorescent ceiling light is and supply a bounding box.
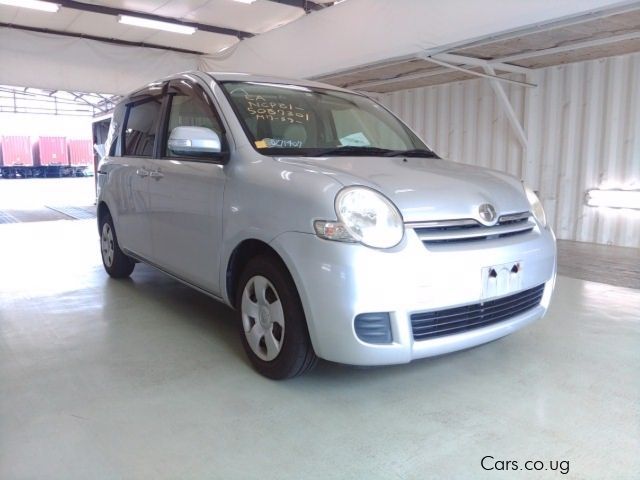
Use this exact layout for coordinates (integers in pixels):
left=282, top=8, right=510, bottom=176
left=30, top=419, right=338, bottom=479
left=0, top=0, right=59, bottom=12
left=585, top=189, right=640, bottom=210
left=232, top=0, right=257, bottom=4
left=118, top=15, right=196, bottom=35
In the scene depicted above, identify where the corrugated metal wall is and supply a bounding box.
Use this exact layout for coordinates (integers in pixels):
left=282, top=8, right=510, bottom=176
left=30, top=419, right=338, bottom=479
left=380, top=52, right=640, bottom=248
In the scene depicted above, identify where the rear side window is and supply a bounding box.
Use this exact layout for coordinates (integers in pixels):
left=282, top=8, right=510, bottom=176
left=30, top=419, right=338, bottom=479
left=123, top=97, right=162, bottom=157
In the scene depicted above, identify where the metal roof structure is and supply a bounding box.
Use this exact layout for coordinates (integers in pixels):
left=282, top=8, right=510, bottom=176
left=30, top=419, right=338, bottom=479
left=0, top=85, right=119, bottom=116
left=315, top=2, right=640, bottom=92
left=1, top=0, right=638, bottom=115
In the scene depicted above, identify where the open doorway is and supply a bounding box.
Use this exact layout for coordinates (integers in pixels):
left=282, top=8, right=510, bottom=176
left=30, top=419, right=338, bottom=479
left=0, top=85, right=116, bottom=224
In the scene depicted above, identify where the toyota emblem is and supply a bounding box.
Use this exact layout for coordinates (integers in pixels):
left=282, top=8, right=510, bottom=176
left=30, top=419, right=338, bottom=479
left=478, top=203, right=497, bottom=224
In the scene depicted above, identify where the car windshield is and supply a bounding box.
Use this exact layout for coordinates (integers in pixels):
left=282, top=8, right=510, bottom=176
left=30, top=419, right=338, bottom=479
left=221, top=81, right=435, bottom=157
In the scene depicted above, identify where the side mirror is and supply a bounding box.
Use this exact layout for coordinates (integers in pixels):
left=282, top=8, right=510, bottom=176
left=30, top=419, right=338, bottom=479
left=167, top=126, right=225, bottom=158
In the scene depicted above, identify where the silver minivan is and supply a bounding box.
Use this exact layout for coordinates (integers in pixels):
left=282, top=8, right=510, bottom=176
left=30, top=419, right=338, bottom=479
left=97, top=71, right=556, bottom=379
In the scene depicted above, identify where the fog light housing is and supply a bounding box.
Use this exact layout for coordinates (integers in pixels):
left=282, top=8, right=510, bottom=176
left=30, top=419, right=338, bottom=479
left=354, top=312, right=392, bottom=344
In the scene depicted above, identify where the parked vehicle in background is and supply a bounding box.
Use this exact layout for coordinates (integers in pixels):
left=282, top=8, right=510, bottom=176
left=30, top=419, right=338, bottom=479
left=97, top=72, right=557, bottom=379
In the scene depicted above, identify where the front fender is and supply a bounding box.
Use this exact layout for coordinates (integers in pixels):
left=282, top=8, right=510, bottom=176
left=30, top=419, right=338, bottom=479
left=218, top=153, right=344, bottom=304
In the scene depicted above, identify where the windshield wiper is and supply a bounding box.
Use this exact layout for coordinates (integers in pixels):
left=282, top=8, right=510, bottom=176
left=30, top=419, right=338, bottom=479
left=310, top=146, right=395, bottom=157
left=383, top=149, right=439, bottom=158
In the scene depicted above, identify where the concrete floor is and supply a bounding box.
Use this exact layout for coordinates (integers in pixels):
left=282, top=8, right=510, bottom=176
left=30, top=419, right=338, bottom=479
left=1, top=219, right=639, bottom=479
left=0, top=177, right=95, bottom=210
left=0, top=178, right=96, bottom=224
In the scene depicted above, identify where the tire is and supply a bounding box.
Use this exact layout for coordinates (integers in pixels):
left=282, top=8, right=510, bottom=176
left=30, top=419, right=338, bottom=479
left=100, top=212, right=135, bottom=279
left=236, top=255, right=318, bottom=379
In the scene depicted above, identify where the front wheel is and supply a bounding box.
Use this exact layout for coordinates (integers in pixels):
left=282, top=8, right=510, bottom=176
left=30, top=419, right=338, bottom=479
left=100, top=213, right=135, bottom=278
left=237, top=255, right=317, bottom=379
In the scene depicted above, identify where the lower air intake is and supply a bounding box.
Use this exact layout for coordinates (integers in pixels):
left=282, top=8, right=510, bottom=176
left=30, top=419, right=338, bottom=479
left=411, top=284, right=545, bottom=341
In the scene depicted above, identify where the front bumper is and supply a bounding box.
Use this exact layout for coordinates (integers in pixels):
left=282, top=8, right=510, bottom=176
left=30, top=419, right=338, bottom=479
left=271, top=224, right=556, bottom=366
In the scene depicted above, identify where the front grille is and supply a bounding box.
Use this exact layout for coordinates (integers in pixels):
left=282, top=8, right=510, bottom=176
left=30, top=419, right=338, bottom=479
left=411, top=284, right=545, bottom=341
left=409, top=212, right=534, bottom=245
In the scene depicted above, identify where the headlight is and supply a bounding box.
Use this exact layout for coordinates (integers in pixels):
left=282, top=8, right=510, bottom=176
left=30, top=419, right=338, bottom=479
left=523, top=183, right=547, bottom=228
left=314, top=186, right=404, bottom=249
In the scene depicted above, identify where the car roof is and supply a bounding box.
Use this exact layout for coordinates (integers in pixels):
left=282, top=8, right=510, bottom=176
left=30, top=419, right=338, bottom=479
left=204, top=71, right=355, bottom=93
left=119, top=71, right=361, bottom=106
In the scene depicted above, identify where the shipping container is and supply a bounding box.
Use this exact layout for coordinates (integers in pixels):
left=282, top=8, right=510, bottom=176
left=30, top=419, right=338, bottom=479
left=380, top=51, right=640, bottom=248
left=68, top=139, right=93, bottom=166
left=0, top=136, right=34, bottom=166
left=36, top=136, right=68, bottom=166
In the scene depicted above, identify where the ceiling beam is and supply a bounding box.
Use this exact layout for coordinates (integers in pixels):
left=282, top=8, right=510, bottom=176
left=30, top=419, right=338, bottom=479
left=483, top=64, right=528, bottom=149
left=347, top=66, right=453, bottom=90
left=267, top=1, right=330, bottom=13
left=346, top=54, right=535, bottom=91
left=0, top=23, right=205, bottom=55
left=421, top=56, right=536, bottom=87
left=432, top=53, right=531, bottom=75
left=57, top=0, right=254, bottom=39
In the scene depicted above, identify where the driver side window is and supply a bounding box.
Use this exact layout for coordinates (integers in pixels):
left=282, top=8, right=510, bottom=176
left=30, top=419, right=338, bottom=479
left=165, top=85, right=223, bottom=158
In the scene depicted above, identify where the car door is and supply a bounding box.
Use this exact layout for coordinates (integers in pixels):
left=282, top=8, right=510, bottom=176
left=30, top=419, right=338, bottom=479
left=146, top=78, right=228, bottom=295
left=111, top=88, right=164, bottom=259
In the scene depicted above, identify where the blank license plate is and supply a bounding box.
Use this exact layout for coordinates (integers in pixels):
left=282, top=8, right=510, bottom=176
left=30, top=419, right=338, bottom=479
left=482, top=261, right=523, bottom=300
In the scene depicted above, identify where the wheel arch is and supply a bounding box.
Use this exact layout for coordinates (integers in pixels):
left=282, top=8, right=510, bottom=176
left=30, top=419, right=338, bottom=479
left=225, top=235, right=322, bottom=373
left=97, top=201, right=111, bottom=233
left=226, top=238, right=290, bottom=309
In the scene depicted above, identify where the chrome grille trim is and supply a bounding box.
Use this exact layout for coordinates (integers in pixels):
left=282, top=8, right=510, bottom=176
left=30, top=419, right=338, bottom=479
left=415, top=220, right=534, bottom=242
left=405, top=219, right=479, bottom=229
left=497, top=211, right=532, bottom=223
left=407, top=212, right=534, bottom=244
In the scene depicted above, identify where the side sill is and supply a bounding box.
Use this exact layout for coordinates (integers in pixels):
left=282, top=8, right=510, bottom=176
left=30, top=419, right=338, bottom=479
left=124, top=249, right=227, bottom=304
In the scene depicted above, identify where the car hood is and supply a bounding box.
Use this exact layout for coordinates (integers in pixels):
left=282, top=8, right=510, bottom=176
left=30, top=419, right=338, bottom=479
left=277, top=156, right=530, bottom=223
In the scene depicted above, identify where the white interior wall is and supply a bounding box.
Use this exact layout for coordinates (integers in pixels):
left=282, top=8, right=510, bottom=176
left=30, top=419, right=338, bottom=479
left=0, top=28, right=200, bottom=94
left=380, top=52, right=640, bottom=248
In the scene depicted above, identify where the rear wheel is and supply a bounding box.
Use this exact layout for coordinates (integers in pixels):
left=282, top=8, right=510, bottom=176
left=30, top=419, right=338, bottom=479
left=100, top=213, right=135, bottom=278
left=237, top=255, right=317, bottom=379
